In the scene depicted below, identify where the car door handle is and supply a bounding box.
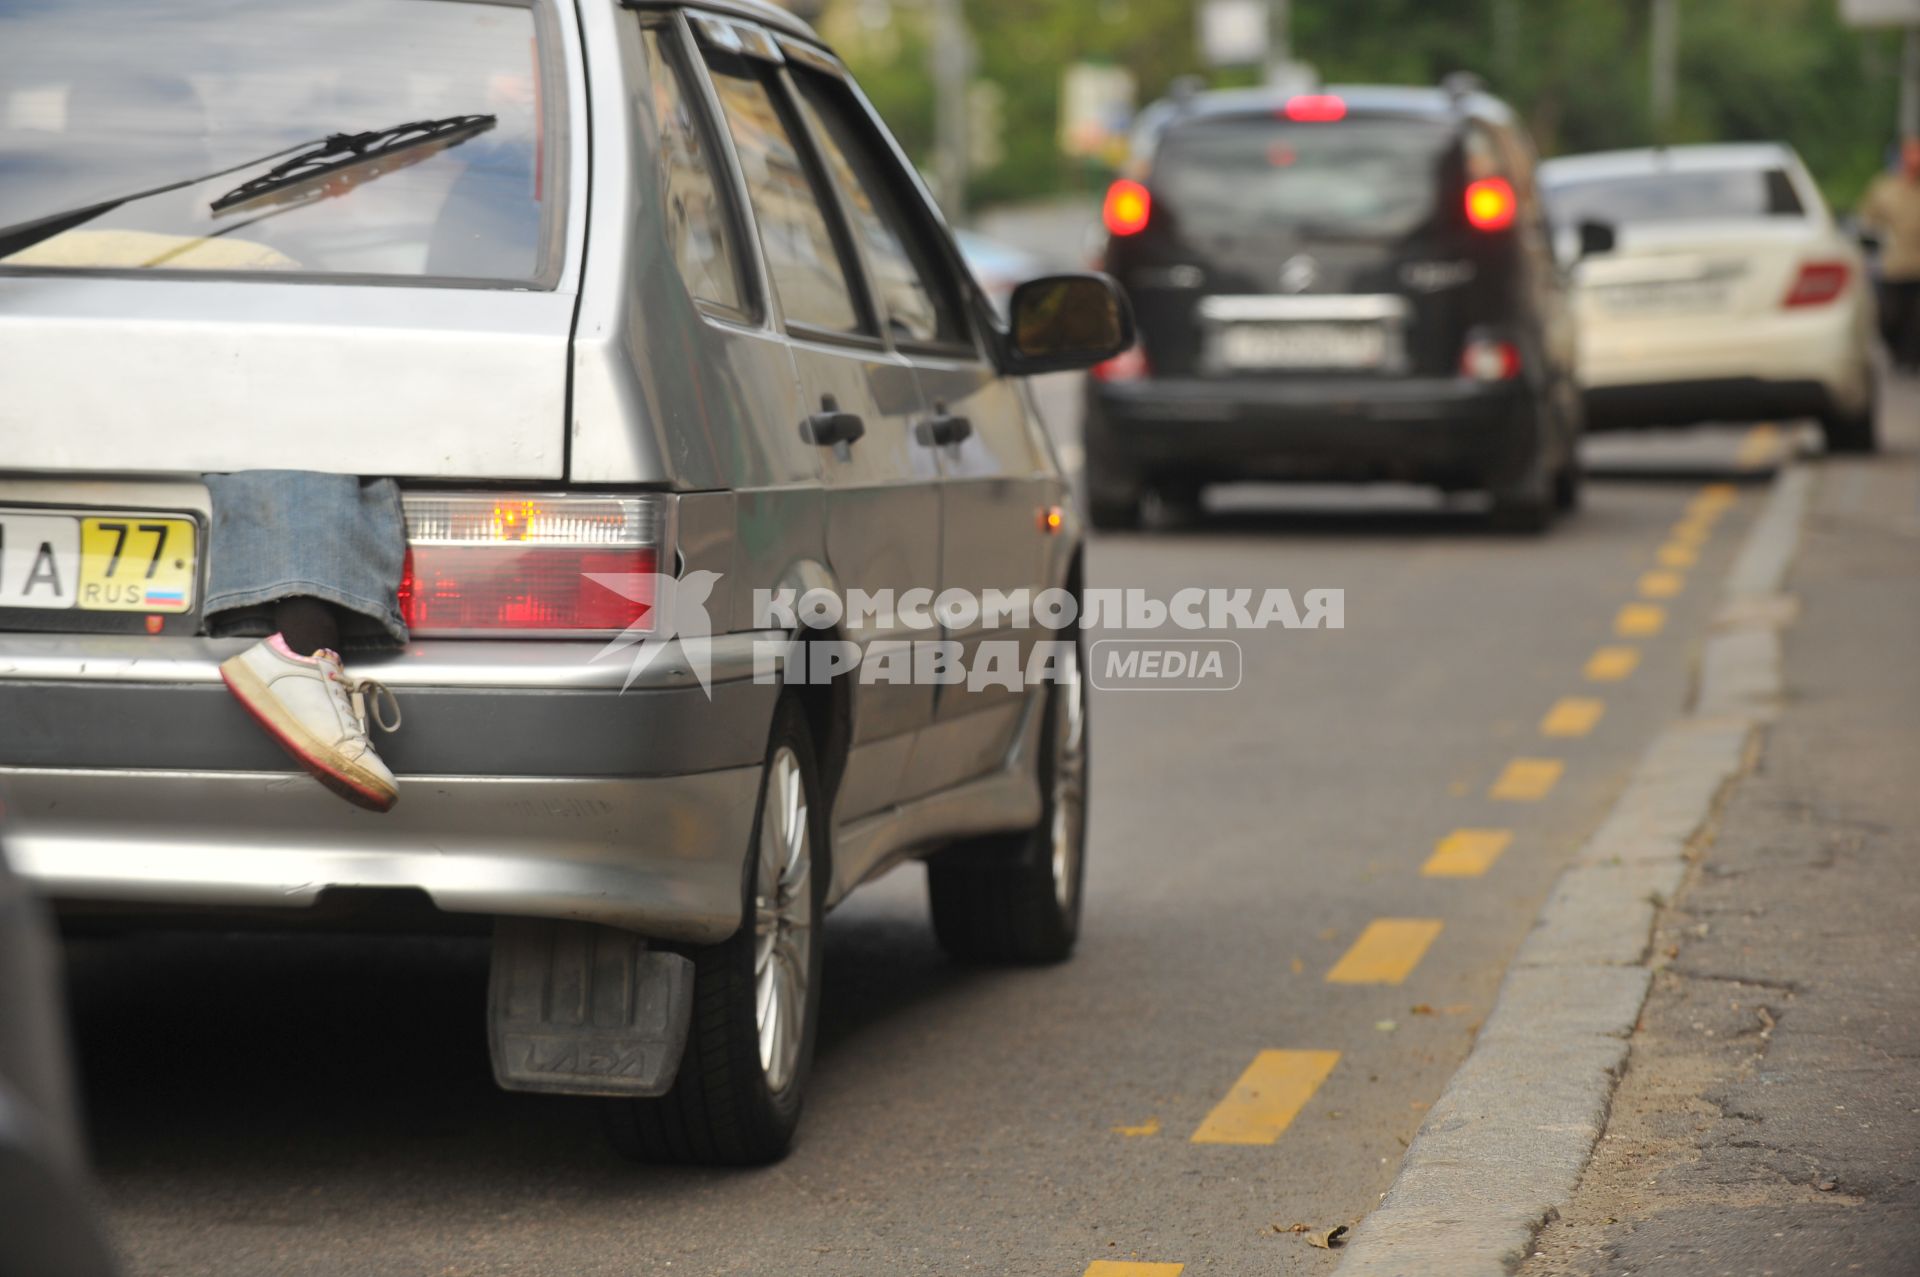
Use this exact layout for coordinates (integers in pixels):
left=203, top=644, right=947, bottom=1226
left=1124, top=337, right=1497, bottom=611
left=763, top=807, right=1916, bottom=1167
left=801, top=395, right=866, bottom=447
left=914, top=412, right=972, bottom=447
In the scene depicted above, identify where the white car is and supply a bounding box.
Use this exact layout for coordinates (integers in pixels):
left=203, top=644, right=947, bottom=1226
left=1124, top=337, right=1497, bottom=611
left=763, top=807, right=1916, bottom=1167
left=1540, top=143, right=1878, bottom=453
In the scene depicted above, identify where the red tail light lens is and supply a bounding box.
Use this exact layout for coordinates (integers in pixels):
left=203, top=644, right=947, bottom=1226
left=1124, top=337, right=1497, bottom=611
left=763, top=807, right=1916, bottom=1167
left=1783, top=260, right=1850, bottom=308
left=1092, top=344, right=1150, bottom=382
left=1103, top=179, right=1151, bottom=237
left=1461, top=337, right=1521, bottom=382
left=397, top=494, right=668, bottom=636
left=1284, top=94, right=1347, bottom=123
left=1465, top=177, right=1517, bottom=232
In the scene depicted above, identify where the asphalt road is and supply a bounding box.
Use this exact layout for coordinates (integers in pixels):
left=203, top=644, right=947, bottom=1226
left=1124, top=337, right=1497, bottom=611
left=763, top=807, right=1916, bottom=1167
left=65, top=387, right=1798, bottom=1277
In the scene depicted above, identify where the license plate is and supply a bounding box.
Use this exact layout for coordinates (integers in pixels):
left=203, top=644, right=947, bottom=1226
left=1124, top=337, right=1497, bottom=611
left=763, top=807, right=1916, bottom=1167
left=0, top=509, right=198, bottom=614
left=1213, top=322, right=1389, bottom=371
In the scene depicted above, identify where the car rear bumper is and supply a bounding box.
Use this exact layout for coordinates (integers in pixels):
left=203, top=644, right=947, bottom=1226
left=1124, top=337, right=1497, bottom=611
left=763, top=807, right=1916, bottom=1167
left=1583, top=377, right=1839, bottom=432
left=0, top=633, right=781, bottom=943
left=1086, top=376, right=1537, bottom=488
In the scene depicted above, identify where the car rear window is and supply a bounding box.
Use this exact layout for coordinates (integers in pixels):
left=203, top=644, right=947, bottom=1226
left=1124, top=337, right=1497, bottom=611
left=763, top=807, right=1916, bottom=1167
left=0, top=0, right=564, bottom=286
left=1152, top=116, right=1456, bottom=240
left=1544, top=168, right=1805, bottom=225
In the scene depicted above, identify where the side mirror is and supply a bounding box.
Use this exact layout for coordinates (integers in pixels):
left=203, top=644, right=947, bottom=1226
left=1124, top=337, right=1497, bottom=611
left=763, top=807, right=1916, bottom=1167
left=1576, top=219, right=1616, bottom=258
left=1004, top=273, right=1135, bottom=375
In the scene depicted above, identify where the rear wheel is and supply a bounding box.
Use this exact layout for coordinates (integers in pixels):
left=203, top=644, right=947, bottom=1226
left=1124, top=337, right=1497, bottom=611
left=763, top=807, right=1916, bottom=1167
left=605, top=696, right=825, bottom=1165
left=1087, top=489, right=1143, bottom=532
left=1821, top=393, right=1879, bottom=455
left=1553, top=452, right=1583, bottom=512
left=927, top=643, right=1088, bottom=964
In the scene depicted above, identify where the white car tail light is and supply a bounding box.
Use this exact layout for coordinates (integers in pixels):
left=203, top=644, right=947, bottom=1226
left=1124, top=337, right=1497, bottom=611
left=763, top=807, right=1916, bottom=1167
left=398, top=493, right=671, bottom=637
left=1783, top=260, right=1850, bottom=308
left=1460, top=336, right=1521, bottom=382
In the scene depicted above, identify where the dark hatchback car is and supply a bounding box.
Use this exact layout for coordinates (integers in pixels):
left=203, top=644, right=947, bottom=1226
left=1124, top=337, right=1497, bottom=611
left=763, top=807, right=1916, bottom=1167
left=1085, top=81, right=1607, bottom=531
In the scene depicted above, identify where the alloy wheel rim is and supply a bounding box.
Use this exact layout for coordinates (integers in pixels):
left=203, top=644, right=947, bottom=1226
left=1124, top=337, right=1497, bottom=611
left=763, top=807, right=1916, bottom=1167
left=754, top=745, right=812, bottom=1094
left=1049, top=645, right=1087, bottom=913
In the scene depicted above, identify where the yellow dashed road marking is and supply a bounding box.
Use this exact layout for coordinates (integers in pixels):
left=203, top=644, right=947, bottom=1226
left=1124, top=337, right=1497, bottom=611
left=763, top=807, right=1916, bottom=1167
left=1656, top=542, right=1698, bottom=568
left=1490, top=757, right=1564, bottom=801
left=1326, top=919, right=1444, bottom=985
left=1638, top=570, right=1685, bottom=599
left=1615, top=603, right=1666, bottom=637
left=1423, top=828, right=1513, bottom=877
left=1690, top=482, right=1739, bottom=512
left=1191, top=1050, right=1340, bottom=1145
left=1085, top=1264, right=1185, bottom=1276
left=1540, top=696, right=1606, bottom=738
left=1585, top=646, right=1641, bottom=682
left=1111, top=1117, right=1161, bottom=1137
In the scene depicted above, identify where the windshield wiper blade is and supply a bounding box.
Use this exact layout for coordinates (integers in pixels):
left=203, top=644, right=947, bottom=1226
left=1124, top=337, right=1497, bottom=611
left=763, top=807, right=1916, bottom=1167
left=209, top=114, right=495, bottom=215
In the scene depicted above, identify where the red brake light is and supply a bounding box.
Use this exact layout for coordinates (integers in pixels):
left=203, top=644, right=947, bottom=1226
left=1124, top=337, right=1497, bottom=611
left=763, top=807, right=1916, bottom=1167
left=1461, top=337, right=1521, bottom=382
left=397, top=494, right=667, bottom=635
left=1783, top=260, right=1850, bottom=308
left=1284, top=94, right=1347, bottom=123
left=1103, top=179, right=1151, bottom=237
left=1092, top=345, right=1150, bottom=383
left=1465, top=177, right=1517, bottom=232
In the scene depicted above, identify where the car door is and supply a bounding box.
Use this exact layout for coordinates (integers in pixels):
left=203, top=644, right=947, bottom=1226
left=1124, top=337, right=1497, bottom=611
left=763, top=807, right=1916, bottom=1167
left=693, top=20, right=940, bottom=824
left=783, top=57, right=1062, bottom=799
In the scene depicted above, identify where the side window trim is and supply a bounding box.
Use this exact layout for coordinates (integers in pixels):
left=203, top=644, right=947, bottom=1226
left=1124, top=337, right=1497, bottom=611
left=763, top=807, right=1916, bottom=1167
left=648, top=11, right=773, bottom=330
left=785, top=61, right=987, bottom=362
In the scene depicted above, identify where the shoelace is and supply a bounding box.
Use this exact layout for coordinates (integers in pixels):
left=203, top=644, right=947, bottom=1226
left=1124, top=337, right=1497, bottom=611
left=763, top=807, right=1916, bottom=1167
left=319, top=657, right=402, bottom=734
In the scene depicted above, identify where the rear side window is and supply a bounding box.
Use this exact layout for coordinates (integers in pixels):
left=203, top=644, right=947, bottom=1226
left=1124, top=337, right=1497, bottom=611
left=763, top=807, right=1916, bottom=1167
left=641, top=29, right=749, bottom=319
left=1545, top=168, right=1805, bottom=225
left=1152, top=116, right=1455, bottom=239
left=704, top=55, right=866, bottom=336
left=789, top=68, right=966, bottom=348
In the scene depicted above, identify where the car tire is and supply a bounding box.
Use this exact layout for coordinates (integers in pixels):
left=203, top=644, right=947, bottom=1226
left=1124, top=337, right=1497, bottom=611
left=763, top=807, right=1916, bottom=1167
left=1087, top=490, right=1143, bottom=531
left=604, top=695, right=826, bottom=1166
left=927, top=642, right=1088, bottom=965
left=1552, top=453, right=1583, bottom=512
left=1821, top=397, right=1879, bottom=455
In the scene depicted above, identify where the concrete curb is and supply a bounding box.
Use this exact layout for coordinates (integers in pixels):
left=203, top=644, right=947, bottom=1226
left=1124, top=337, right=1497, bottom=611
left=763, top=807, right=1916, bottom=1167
left=1333, top=466, right=1815, bottom=1277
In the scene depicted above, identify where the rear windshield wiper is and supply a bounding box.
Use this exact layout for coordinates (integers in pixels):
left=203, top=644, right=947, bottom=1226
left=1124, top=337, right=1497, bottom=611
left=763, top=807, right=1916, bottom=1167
left=209, top=114, right=496, bottom=216
left=0, top=113, right=496, bottom=262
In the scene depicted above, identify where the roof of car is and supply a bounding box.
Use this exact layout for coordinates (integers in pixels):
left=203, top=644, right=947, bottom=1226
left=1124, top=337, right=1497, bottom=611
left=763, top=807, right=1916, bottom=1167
left=667, top=0, right=822, bottom=44
left=1170, top=83, right=1516, bottom=129
left=1538, top=143, right=1802, bottom=184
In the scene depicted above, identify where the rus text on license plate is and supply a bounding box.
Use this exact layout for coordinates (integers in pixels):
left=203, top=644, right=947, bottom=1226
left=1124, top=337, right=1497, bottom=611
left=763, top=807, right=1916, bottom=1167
left=1213, top=322, right=1389, bottom=371
left=0, top=510, right=198, bottom=613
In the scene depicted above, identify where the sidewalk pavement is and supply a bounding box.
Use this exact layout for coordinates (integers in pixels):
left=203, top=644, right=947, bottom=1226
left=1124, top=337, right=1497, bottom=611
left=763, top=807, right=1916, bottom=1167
left=1522, top=399, right=1920, bottom=1274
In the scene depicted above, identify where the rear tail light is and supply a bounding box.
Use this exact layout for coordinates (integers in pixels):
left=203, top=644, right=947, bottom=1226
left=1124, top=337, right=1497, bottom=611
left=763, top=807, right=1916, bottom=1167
left=1783, top=260, right=1850, bottom=308
left=1092, top=344, right=1150, bottom=382
left=1461, top=336, right=1521, bottom=382
left=398, top=493, right=670, bottom=636
left=1283, top=94, right=1347, bottom=123
left=1464, top=177, right=1517, bottom=232
left=1103, top=179, right=1151, bottom=237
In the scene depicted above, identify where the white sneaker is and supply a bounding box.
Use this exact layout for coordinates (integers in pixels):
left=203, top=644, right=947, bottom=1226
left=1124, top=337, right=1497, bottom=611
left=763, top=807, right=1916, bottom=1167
left=220, top=634, right=402, bottom=812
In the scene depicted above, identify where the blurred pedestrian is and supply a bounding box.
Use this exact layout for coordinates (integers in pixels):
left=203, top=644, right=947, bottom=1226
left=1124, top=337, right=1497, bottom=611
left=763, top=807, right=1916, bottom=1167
left=1860, top=137, right=1920, bottom=369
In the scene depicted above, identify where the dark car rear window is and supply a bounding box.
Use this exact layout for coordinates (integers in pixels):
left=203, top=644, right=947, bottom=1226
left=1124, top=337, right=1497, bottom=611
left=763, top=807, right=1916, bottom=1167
left=1544, top=168, right=1805, bottom=225
left=1151, top=116, right=1456, bottom=240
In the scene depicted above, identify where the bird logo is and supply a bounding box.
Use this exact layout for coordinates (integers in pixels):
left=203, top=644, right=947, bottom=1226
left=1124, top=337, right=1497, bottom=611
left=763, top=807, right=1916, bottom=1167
left=585, top=569, right=723, bottom=697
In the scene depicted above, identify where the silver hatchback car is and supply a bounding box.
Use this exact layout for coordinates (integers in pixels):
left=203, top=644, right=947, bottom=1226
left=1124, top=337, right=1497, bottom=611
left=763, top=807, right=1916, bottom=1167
left=0, top=0, right=1129, bottom=1163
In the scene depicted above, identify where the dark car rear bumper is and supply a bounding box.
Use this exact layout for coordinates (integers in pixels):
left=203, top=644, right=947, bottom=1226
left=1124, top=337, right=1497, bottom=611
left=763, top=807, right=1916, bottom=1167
left=1583, top=378, right=1835, bottom=432
left=1086, top=376, right=1537, bottom=490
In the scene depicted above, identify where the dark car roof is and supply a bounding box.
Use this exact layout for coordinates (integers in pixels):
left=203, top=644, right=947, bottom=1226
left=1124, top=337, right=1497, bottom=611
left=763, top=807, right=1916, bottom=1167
left=1167, top=83, right=1517, bottom=131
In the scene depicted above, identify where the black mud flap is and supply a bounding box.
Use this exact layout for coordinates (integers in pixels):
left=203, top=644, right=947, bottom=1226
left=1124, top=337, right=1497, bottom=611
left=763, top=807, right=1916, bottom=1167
left=488, top=918, right=694, bottom=1097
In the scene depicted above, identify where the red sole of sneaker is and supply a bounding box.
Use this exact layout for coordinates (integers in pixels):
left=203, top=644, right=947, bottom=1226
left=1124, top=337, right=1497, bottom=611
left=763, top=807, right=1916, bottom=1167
left=220, top=664, right=398, bottom=813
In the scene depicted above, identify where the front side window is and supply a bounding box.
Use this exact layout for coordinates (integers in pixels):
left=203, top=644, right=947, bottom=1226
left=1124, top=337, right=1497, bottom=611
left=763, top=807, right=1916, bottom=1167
left=704, top=55, right=865, bottom=336
left=790, top=68, right=964, bottom=347
left=0, top=0, right=563, bottom=286
left=641, top=28, right=748, bottom=317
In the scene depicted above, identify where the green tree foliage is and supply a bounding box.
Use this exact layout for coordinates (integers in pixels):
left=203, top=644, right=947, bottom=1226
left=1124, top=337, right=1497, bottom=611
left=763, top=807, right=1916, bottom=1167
left=836, top=0, right=1903, bottom=212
